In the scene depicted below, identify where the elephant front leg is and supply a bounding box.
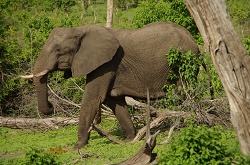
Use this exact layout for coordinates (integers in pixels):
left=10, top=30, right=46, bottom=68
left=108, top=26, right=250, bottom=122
left=74, top=95, right=102, bottom=150
left=74, top=66, right=116, bottom=150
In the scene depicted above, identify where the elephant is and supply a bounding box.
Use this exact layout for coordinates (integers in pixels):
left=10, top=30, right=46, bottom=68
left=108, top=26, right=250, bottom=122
left=22, top=22, right=200, bottom=149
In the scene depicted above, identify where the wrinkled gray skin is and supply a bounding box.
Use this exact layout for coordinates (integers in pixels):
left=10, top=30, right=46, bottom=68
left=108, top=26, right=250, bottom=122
left=32, top=22, right=199, bottom=149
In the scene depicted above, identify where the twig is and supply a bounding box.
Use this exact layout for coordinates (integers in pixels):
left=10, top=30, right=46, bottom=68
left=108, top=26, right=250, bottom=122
left=47, top=84, right=81, bottom=108
left=70, top=78, right=84, bottom=92
left=160, top=124, right=177, bottom=144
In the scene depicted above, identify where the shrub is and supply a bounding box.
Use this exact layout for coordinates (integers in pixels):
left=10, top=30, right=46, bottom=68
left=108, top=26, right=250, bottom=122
left=132, top=0, right=201, bottom=42
left=25, top=148, right=61, bottom=165
left=243, top=37, right=250, bottom=55
left=159, top=48, right=203, bottom=109
left=166, top=48, right=201, bottom=85
left=158, top=124, right=250, bottom=164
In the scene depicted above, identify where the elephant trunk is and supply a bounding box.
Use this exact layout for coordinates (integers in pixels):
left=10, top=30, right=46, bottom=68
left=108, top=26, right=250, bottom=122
left=33, top=50, right=55, bottom=115
left=34, top=75, right=54, bottom=115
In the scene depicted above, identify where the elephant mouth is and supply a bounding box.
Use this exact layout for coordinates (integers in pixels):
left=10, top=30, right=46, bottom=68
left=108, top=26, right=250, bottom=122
left=58, top=62, right=71, bottom=70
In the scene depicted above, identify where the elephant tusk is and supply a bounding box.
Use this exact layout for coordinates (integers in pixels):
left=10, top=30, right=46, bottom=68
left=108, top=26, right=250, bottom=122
left=35, top=69, right=50, bottom=77
left=20, top=74, right=34, bottom=79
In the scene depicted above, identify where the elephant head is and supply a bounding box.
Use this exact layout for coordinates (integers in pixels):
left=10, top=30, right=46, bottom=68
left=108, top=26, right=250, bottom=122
left=31, top=26, right=119, bottom=115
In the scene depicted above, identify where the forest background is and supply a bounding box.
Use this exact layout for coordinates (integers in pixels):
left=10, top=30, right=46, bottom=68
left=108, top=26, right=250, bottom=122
left=0, top=0, right=250, bottom=164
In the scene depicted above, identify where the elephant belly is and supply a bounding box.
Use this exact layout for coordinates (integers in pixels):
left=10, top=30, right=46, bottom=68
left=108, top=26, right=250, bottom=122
left=111, top=76, right=167, bottom=99
left=111, top=61, right=169, bottom=99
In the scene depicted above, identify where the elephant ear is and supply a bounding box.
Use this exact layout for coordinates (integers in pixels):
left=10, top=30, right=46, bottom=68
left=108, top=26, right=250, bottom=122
left=72, top=26, right=120, bottom=77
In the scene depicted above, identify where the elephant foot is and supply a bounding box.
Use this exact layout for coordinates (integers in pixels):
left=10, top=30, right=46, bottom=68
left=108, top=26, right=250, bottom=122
left=73, top=141, right=88, bottom=150
left=125, top=135, right=136, bottom=142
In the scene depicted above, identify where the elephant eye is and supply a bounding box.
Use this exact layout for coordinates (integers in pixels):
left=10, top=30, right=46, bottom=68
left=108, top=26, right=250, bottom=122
left=63, top=47, right=70, bottom=52
left=55, top=47, right=60, bottom=53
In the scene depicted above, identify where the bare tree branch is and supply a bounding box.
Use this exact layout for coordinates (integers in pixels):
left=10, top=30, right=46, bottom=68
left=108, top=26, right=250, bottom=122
left=48, top=84, right=81, bottom=108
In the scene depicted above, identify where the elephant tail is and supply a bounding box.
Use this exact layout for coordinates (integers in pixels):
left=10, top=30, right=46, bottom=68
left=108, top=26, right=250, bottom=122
left=201, top=60, right=214, bottom=100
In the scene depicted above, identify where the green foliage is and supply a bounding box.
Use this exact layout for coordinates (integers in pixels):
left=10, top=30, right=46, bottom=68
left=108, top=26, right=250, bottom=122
left=158, top=124, right=250, bottom=165
left=49, top=73, right=86, bottom=105
left=132, top=0, right=169, bottom=28
left=227, top=0, right=250, bottom=36
left=25, top=148, right=61, bottom=165
left=157, top=84, right=181, bottom=109
left=132, top=0, right=201, bottom=42
left=166, top=48, right=201, bottom=85
left=157, top=48, right=207, bottom=110
left=243, top=37, right=250, bottom=55
left=114, top=0, right=139, bottom=10
left=199, top=52, right=224, bottom=98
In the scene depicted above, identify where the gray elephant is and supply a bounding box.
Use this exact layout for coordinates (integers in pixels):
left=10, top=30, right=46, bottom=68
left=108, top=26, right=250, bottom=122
left=23, top=22, right=199, bottom=149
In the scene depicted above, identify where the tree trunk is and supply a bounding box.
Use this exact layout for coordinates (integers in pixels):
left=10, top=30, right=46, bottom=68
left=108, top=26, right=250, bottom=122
left=106, top=0, right=113, bottom=28
left=183, top=0, right=250, bottom=155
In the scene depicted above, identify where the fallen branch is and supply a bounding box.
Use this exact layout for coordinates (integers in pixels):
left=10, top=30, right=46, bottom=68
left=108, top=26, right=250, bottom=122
left=0, top=117, right=78, bottom=129
left=133, top=116, right=166, bottom=142
left=92, top=124, right=124, bottom=145
left=160, top=124, right=177, bottom=144
left=111, top=131, right=160, bottom=165
left=133, top=110, right=190, bottom=142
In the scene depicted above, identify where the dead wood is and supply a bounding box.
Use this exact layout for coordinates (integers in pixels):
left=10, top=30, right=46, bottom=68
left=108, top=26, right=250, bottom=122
left=133, top=110, right=190, bottom=142
left=92, top=124, right=124, bottom=144
left=0, top=116, right=78, bottom=129
left=111, top=131, right=160, bottom=165
left=133, top=116, right=167, bottom=142
left=160, top=124, right=178, bottom=144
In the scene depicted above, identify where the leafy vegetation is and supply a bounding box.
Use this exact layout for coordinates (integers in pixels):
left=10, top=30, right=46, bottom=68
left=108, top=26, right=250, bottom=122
left=25, top=148, right=61, bottom=165
left=132, top=0, right=201, bottom=42
left=166, top=48, right=201, bottom=85
left=158, top=123, right=250, bottom=165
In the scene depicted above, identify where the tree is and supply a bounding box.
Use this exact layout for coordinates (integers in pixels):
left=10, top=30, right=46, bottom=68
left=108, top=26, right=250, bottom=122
left=183, top=0, right=250, bottom=155
left=106, top=0, right=113, bottom=28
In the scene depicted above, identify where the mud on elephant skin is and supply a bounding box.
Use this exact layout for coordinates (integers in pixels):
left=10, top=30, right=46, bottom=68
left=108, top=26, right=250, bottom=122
left=22, top=22, right=200, bottom=149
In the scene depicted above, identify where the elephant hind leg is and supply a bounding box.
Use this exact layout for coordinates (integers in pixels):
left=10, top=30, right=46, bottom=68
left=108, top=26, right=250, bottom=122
left=105, top=96, right=136, bottom=141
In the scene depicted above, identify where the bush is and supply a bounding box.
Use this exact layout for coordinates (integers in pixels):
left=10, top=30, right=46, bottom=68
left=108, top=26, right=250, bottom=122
left=166, top=48, right=201, bottom=85
left=158, top=123, right=250, bottom=164
left=159, top=48, right=203, bottom=109
left=243, top=37, right=250, bottom=55
left=25, top=148, right=61, bottom=165
left=132, top=0, right=201, bottom=42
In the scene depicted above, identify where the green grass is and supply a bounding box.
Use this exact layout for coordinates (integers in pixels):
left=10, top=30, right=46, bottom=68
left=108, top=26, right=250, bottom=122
left=0, top=118, right=248, bottom=165
left=0, top=119, right=164, bottom=165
